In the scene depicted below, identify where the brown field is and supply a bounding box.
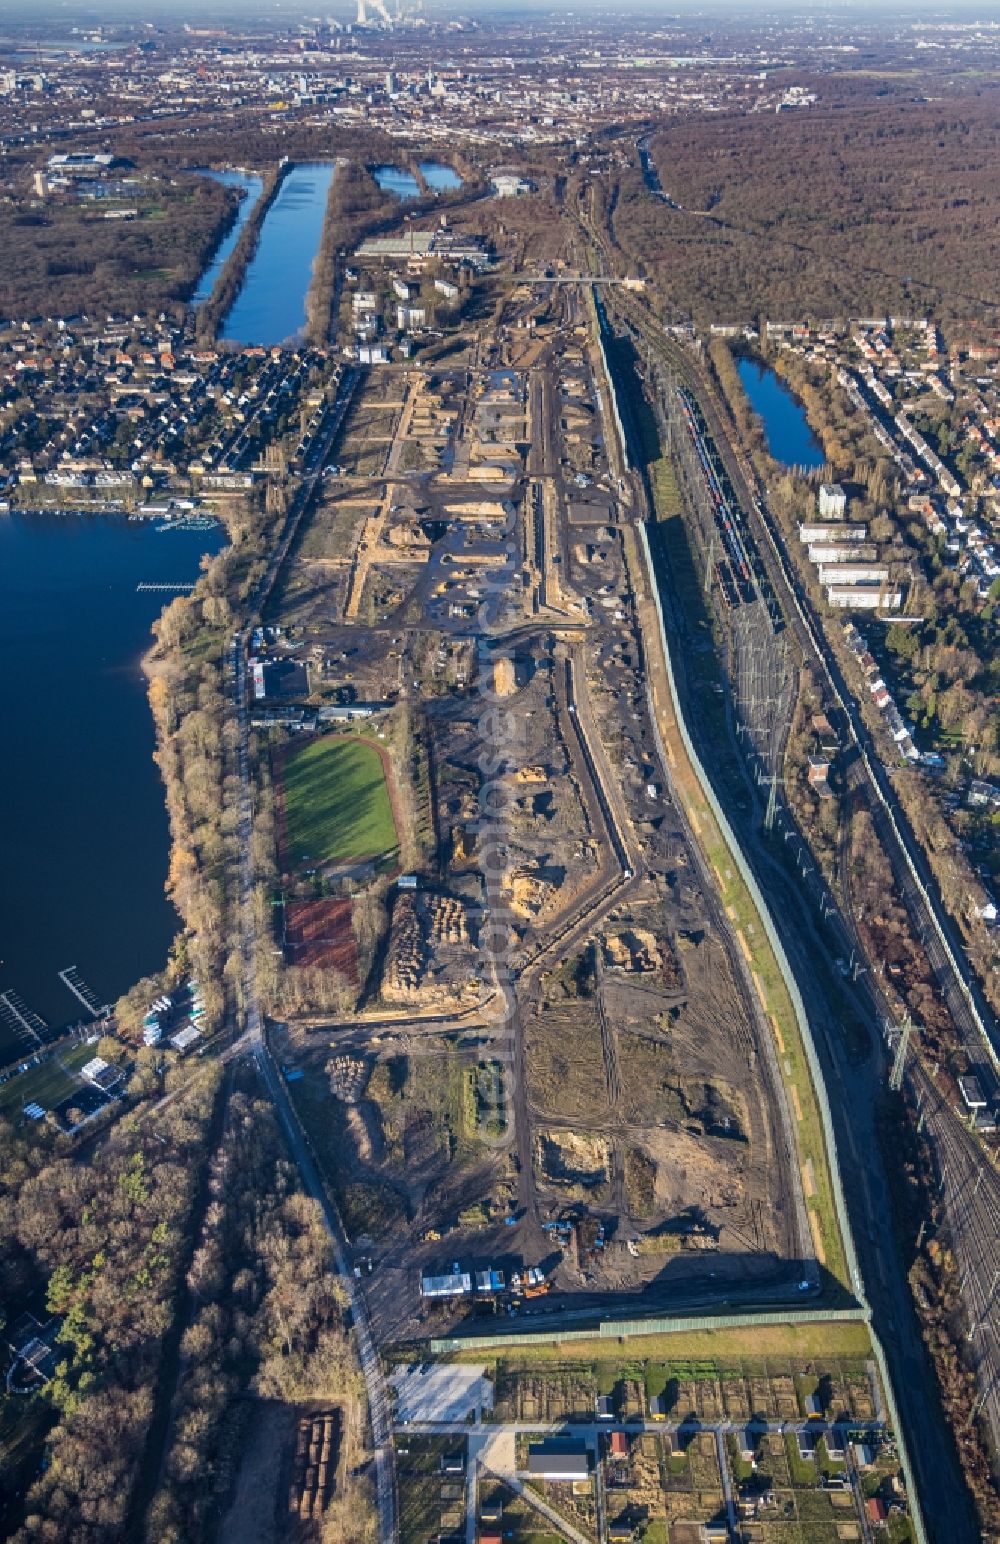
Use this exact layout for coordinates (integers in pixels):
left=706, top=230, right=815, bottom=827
left=285, top=898, right=359, bottom=981
left=220, top=1402, right=343, bottom=1544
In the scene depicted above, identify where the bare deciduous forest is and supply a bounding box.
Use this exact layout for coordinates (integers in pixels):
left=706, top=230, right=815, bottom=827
left=614, top=86, right=1000, bottom=327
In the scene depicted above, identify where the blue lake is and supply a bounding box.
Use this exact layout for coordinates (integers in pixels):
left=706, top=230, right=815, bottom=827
left=419, top=161, right=462, bottom=192
left=220, top=162, right=336, bottom=346
left=191, top=169, right=265, bottom=307
left=372, top=164, right=421, bottom=200
left=737, top=357, right=825, bottom=470
left=0, top=512, right=223, bottom=1055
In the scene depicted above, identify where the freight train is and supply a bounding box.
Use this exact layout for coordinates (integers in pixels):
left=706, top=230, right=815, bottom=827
left=676, top=386, right=782, bottom=629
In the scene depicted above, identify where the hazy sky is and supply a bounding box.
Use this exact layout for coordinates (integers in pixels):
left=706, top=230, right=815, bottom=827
left=9, top=0, right=1000, bottom=13
left=6, top=0, right=1000, bottom=23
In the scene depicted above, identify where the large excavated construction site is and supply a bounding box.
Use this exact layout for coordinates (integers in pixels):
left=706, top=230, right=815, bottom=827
left=259, top=280, right=811, bottom=1343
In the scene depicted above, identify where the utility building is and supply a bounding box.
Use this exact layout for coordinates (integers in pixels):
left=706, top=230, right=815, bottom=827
left=420, top=1271, right=471, bottom=1299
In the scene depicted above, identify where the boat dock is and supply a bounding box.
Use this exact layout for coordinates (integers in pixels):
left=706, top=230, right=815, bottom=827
left=58, top=966, right=108, bottom=1019
left=155, top=516, right=219, bottom=533
left=136, top=581, right=196, bottom=593
left=0, top=991, right=48, bottom=1052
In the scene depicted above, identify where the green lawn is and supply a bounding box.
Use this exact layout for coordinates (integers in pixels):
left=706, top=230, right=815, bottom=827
left=448, top=1322, right=873, bottom=1367
left=281, top=735, right=399, bottom=867
left=0, top=1041, right=94, bottom=1121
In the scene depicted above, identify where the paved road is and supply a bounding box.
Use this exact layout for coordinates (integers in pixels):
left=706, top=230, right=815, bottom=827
left=715, top=1427, right=738, bottom=1537
left=396, top=1418, right=887, bottom=1439
left=232, top=644, right=399, bottom=1541
left=226, top=369, right=399, bottom=1542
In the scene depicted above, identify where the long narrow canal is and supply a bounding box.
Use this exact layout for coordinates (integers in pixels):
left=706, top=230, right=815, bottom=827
left=191, top=168, right=265, bottom=307
left=219, top=162, right=336, bottom=346
left=0, top=513, right=223, bottom=1056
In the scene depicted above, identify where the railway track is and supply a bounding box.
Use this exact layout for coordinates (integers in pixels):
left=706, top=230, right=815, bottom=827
left=584, top=267, right=995, bottom=1529
left=609, top=285, right=996, bottom=1050
left=594, top=958, right=622, bottom=1108
left=835, top=752, right=1000, bottom=1474
left=915, top=1065, right=1000, bottom=1447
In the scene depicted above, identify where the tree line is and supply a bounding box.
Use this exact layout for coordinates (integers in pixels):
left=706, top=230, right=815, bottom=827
left=610, top=85, right=1000, bottom=330
left=144, top=1078, right=374, bottom=1544
left=0, top=1063, right=223, bottom=1541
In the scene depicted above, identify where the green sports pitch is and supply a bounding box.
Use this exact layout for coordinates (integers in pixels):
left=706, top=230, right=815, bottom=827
left=280, top=735, right=399, bottom=868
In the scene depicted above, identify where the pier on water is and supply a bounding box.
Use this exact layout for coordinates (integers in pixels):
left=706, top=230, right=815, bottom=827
left=136, top=581, right=195, bottom=593
left=0, top=969, right=112, bottom=1075
left=59, top=966, right=109, bottom=1019
left=0, top=990, right=48, bottom=1052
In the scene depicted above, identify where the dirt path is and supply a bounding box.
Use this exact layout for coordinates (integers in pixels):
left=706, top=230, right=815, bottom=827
left=125, top=1065, right=232, bottom=1541
left=219, top=1402, right=301, bottom=1544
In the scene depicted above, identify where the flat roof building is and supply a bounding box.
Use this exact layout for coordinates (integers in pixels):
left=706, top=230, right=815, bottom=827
left=420, top=1271, right=472, bottom=1299
left=825, top=585, right=902, bottom=611
left=799, top=523, right=868, bottom=545
left=526, top=1440, right=590, bottom=1481
left=819, top=483, right=847, bottom=518
left=958, top=1075, right=987, bottom=1111
left=474, top=1268, right=505, bottom=1294
left=817, top=563, right=891, bottom=586
left=357, top=232, right=435, bottom=260
left=491, top=173, right=532, bottom=197
left=170, top=1024, right=202, bottom=1053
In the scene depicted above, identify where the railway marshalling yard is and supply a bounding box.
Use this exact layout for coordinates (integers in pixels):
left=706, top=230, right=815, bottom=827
left=258, top=278, right=819, bottom=1353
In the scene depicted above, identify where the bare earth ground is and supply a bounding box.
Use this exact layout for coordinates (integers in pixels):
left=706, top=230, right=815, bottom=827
left=221, top=1402, right=344, bottom=1544
left=220, top=1401, right=298, bottom=1544
left=285, top=897, right=359, bottom=981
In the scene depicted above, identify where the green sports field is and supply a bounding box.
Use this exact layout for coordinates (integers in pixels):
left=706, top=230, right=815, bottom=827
left=280, top=735, right=399, bottom=868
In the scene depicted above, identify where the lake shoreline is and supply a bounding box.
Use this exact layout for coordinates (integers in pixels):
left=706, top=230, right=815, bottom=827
left=0, top=512, right=222, bottom=1056
left=736, top=353, right=826, bottom=470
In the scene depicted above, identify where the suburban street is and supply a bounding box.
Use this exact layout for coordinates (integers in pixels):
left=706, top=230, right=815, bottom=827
left=227, top=367, right=399, bottom=1543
